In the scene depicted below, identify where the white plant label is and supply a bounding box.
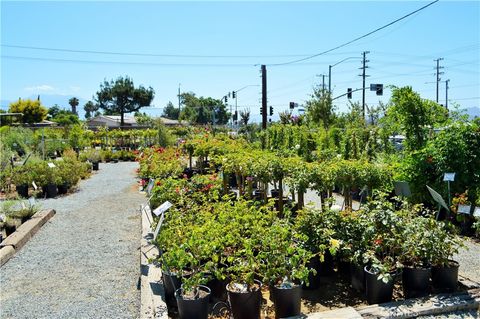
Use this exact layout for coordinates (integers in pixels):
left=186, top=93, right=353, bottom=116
left=146, top=179, right=154, bottom=194
left=21, top=202, right=27, bottom=209
left=153, top=212, right=166, bottom=240
left=48, top=162, right=56, bottom=168
left=457, top=204, right=471, bottom=215
left=474, top=207, right=480, bottom=218
left=443, top=173, right=455, bottom=182
left=29, top=197, right=36, bottom=206
left=32, top=181, right=38, bottom=190
left=153, top=201, right=172, bottom=217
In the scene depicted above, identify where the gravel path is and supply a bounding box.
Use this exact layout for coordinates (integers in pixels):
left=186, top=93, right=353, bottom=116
left=455, top=238, right=480, bottom=284
left=0, top=162, right=144, bottom=319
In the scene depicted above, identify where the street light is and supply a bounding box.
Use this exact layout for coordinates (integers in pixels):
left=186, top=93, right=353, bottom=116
left=328, top=57, right=361, bottom=93
left=232, top=84, right=259, bottom=128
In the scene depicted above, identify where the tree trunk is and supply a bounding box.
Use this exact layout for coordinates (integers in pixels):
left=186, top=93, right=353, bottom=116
left=278, top=177, right=284, bottom=213
left=121, top=111, right=125, bottom=129
left=298, top=189, right=304, bottom=210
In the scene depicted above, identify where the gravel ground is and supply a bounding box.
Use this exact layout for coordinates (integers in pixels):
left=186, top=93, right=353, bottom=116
left=0, top=162, right=144, bottom=319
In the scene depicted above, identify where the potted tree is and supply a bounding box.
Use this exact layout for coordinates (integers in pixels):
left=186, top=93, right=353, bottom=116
left=260, top=218, right=312, bottom=318
left=11, top=165, right=32, bottom=198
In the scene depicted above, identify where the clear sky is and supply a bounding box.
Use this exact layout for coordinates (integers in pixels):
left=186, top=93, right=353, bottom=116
left=1, top=1, right=479, bottom=121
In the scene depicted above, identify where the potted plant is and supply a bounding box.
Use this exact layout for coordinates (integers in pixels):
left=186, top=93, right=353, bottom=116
left=34, top=162, right=59, bottom=198
left=259, top=219, right=312, bottom=318
left=429, top=220, right=464, bottom=292
left=10, top=165, right=32, bottom=198
left=361, top=197, right=404, bottom=305
left=85, top=150, right=101, bottom=170
left=398, top=210, right=436, bottom=298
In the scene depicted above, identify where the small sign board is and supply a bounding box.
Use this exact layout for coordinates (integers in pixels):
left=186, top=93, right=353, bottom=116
left=142, top=204, right=154, bottom=226
left=443, top=173, right=455, bottom=182
left=426, top=185, right=449, bottom=211
left=394, top=181, right=411, bottom=197
left=473, top=207, right=480, bottom=218
left=32, top=181, right=38, bottom=190
left=146, top=179, right=154, bottom=195
left=458, top=204, right=471, bottom=215
left=48, top=162, right=56, bottom=168
left=153, top=201, right=172, bottom=217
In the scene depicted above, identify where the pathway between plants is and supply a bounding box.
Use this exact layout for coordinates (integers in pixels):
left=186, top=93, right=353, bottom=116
left=0, top=162, right=144, bottom=319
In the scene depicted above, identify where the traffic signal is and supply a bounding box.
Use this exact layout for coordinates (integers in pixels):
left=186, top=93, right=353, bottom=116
left=347, top=88, right=352, bottom=99
left=225, top=96, right=228, bottom=103
left=376, top=84, right=383, bottom=96
left=289, top=102, right=295, bottom=109
left=260, top=106, right=263, bottom=115
left=233, top=111, right=238, bottom=121
left=232, top=91, right=236, bottom=99
left=269, top=106, right=274, bottom=116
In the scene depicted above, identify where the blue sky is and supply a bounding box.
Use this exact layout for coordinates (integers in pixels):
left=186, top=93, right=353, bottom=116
left=1, top=1, right=479, bottom=121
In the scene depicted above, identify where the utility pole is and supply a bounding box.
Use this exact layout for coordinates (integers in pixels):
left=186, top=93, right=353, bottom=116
left=359, top=51, right=370, bottom=119
left=434, top=58, right=444, bottom=103
left=261, top=65, right=267, bottom=130
left=178, top=84, right=181, bottom=113
left=328, top=66, right=332, bottom=93
left=445, top=79, right=450, bottom=110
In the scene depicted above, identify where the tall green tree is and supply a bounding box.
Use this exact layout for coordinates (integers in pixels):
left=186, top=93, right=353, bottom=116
left=385, top=86, right=448, bottom=150
left=83, top=101, right=98, bottom=119
left=69, top=97, right=79, bottom=115
left=95, top=76, right=155, bottom=127
left=305, top=86, right=335, bottom=130
left=179, top=92, right=229, bottom=125
left=162, top=101, right=180, bottom=120
left=9, top=98, right=48, bottom=124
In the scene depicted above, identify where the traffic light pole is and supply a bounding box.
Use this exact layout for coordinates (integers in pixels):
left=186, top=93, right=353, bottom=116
left=261, top=65, right=267, bottom=130
left=332, top=88, right=364, bottom=101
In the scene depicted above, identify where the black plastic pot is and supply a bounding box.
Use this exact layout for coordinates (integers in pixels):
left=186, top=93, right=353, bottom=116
left=432, top=260, right=459, bottom=292
left=16, top=184, right=29, bottom=198
left=270, top=189, right=280, bottom=198
left=162, top=271, right=182, bottom=308
left=57, top=183, right=68, bottom=195
left=271, top=283, right=302, bottom=318
left=92, top=161, right=99, bottom=171
left=253, top=189, right=265, bottom=201
left=229, top=173, right=238, bottom=188
left=318, top=251, right=335, bottom=276
left=175, top=285, right=210, bottom=319
left=364, top=266, right=399, bottom=305
left=351, top=263, right=366, bottom=292
left=402, top=265, right=431, bottom=298
left=43, top=183, right=58, bottom=198
left=227, top=281, right=262, bottom=319
left=206, top=277, right=228, bottom=302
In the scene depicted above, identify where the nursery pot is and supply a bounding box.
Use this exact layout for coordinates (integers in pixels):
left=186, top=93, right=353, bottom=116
left=206, top=277, right=228, bottom=302
left=270, top=189, right=280, bottom=198
left=16, top=184, right=29, bottom=198
left=43, top=183, right=58, bottom=198
left=92, top=161, right=99, bottom=171
left=364, top=266, right=399, bottom=305
left=175, top=285, right=211, bottom=319
left=432, top=260, right=459, bottom=292
left=271, top=283, right=302, bottom=318
left=162, top=271, right=182, bottom=308
left=57, top=183, right=68, bottom=195
left=253, top=189, right=265, bottom=201
left=227, top=280, right=262, bottom=319
left=402, top=265, right=431, bottom=298
left=351, top=263, right=366, bottom=292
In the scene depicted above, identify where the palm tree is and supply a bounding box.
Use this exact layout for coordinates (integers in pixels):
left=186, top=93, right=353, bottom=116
left=69, top=97, right=79, bottom=115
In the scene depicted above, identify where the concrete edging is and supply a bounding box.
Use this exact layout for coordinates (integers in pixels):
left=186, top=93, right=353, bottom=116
left=140, top=204, right=168, bottom=319
left=0, top=209, right=55, bottom=267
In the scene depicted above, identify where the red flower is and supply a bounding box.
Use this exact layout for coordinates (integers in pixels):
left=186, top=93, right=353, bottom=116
left=156, top=181, right=161, bottom=186
left=374, top=238, right=383, bottom=245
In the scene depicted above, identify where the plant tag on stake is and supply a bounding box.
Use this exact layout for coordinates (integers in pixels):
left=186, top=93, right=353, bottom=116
left=21, top=202, right=27, bottom=209
left=29, top=197, right=36, bottom=206
left=458, top=204, right=471, bottom=215
left=153, top=211, right=167, bottom=240
left=473, top=207, right=480, bottom=218
left=146, top=179, right=154, bottom=195
left=153, top=201, right=172, bottom=217
left=443, top=173, right=455, bottom=182
left=32, top=181, right=38, bottom=190
left=48, top=162, right=56, bottom=168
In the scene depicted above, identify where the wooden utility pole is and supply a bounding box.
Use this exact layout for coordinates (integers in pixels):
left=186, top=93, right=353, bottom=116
left=261, top=65, right=267, bottom=130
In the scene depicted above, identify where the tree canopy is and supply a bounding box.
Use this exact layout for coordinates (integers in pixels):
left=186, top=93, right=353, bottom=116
left=69, top=97, right=79, bottom=115
left=162, top=101, right=180, bottom=120
left=305, top=86, right=335, bottom=130
left=83, top=101, right=98, bottom=119
left=95, top=76, right=154, bottom=127
left=179, top=92, right=229, bottom=125
left=9, top=98, right=48, bottom=124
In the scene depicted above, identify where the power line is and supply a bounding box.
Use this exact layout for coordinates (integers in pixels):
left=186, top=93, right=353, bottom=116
left=268, top=0, right=439, bottom=66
